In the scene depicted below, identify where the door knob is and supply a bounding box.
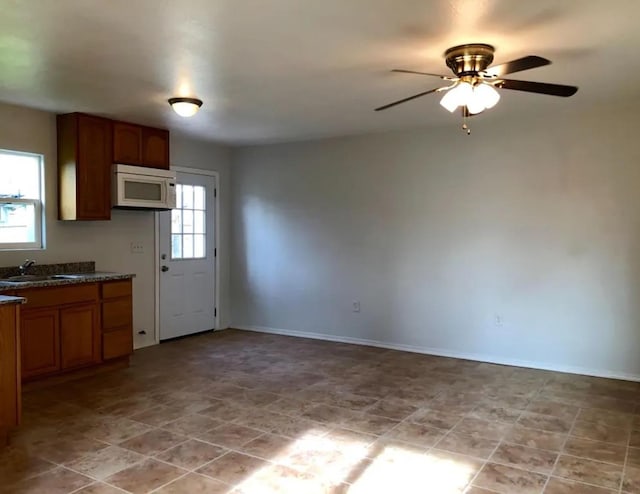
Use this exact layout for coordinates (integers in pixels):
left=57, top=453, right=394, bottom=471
left=161, top=266, right=169, bottom=272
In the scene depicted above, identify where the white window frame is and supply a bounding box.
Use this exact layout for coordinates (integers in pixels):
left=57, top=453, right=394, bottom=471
left=0, top=150, right=45, bottom=251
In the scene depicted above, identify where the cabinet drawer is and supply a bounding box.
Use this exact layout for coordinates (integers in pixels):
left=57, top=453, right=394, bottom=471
left=102, top=298, right=132, bottom=330
left=102, top=280, right=132, bottom=299
left=19, top=284, right=98, bottom=309
left=103, top=327, right=132, bottom=360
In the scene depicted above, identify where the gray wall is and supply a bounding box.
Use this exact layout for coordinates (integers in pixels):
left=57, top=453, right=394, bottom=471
left=230, top=104, right=640, bottom=379
left=0, top=102, right=231, bottom=349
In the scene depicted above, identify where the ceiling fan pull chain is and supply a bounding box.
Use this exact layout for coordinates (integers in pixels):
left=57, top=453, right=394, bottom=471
left=462, top=108, right=471, bottom=135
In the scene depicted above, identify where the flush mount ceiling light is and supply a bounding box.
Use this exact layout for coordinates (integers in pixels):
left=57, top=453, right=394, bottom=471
left=375, top=43, right=578, bottom=134
left=168, top=97, right=203, bottom=117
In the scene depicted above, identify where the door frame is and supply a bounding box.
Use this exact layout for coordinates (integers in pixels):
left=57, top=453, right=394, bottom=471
left=154, top=166, right=220, bottom=344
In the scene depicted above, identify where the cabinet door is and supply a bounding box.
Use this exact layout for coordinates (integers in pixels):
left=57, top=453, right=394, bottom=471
left=77, top=114, right=112, bottom=220
left=103, top=327, right=133, bottom=360
left=21, top=308, right=60, bottom=379
left=141, top=127, right=170, bottom=169
left=0, top=304, right=20, bottom=428
left=113, top=123, right=142, bottom=165
left=60, top=303, right=100, bottom=370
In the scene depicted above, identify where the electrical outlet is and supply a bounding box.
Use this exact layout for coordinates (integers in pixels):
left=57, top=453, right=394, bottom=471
left=352, top=300, right=361, bottom=313
left=130, top=242, right=144, bottom=254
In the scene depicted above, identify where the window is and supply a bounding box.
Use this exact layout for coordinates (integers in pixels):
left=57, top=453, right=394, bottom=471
left=171, top=184, right=206, bottom=259
left=0, top=150, right=44, bottom=250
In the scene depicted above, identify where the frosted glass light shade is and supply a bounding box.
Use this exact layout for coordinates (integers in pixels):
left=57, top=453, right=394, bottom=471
left=439, top=82, right=473, bottom=113
left=169, top=97, right=203, bottom=117
left=474, top=83, right=500, bottom=109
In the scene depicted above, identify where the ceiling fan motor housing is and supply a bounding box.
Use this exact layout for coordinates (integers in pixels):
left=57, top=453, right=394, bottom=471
left=445, top=43, right=495, bottom=76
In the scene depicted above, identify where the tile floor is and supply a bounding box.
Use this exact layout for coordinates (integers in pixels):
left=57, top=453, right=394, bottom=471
left=3, top=329, right=640, bottom=493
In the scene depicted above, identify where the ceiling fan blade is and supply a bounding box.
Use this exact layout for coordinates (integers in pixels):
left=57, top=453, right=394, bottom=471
left=392, top=69, right=449, bottom=79
left=497, top=79, right=578, bottom=97
left=485, top=55, right=550, bottom=77
left=374, top=88, right=440, bottom=111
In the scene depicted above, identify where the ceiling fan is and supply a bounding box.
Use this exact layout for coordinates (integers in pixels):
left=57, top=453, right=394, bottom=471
left=375, top=43, right=578, bottom=133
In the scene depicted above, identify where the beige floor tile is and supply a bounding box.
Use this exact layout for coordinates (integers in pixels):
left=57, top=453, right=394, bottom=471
left=626, top=447, right=640, bottom=468
left=453, top=417, right=513, bottom=440
left=14, top=330, right=640, bottom=494
left=340, top=412, right=400, bottom=436
left=364, top=399, right=419, bottom=420
left=4, top=466, right=93, bottom=494
left=66, top=445, right=145, bottom=480
left=0, top=446, right=57, bottom=485
left=544, top=477, right=617, bottom=493
left=473, top=462, right=548, bottom=494
left=118, top=428, right=186, bottom=455
left=468, top=403, right=523, bottom=424
left=577, top=408, right=634, bottom=429
left=526, top=399, right=579, bottom=421
left=162, top=414, right=223, bottom=436
left=435, top=432, right=499, bottom=459
left=517, top=412, right=573, bottom=433
left=35, top=436, right=110, bottom=464
left=154, top=472, right=232, bottom=493
left=570, top=420, right=629, bottom=445
left=198, top=400, right=250, bottom=421
left=384, top=421, right=445, bottom=447
left=490, top=442, right=558, bottom=474
left=504, top=425, right=567, bottom=451
left=622, top=465, right=640, bottom=493
left=196, top=423, right=264, bottom=449
left=240, top=433, right=296, bottom=461
left=552, top=455, right=622, bottom=490
left=155, top=439, right=227, bottom=470
left=128, top=405, right=186, bottom=427
left=408, top=408, right=465, bottom=430
left=105, top=458, right=186, bottom=494
left=81, top=417, right=153, bottom=444
left=197, top=451, right=270, bottom=485
left=73, top=483, right=129, bottom=494
left=562, top=436, right=626, bottom=465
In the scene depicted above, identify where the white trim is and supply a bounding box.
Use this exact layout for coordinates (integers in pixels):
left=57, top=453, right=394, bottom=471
left=153, top=166, right=221, bottom=345
left=172, top=166, right=219, bottom=177
left=233, top=324, right=640, bottom=382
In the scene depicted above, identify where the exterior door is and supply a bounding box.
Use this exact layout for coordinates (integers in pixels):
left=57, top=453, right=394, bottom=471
left=159, top=171, right=216, bottom=340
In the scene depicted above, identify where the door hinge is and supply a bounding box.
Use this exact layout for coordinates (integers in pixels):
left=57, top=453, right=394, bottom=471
left=214, top=248, right=217, bottom=257
left=214, top=188, right=217, bottom=198
left=214, top=308, right=217, bottom=317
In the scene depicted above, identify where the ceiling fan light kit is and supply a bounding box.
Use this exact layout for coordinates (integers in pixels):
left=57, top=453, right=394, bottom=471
left=376, top=43, right=578, bottom=135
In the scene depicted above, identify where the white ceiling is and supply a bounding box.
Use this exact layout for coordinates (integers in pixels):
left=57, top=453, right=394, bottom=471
left=1, top=0, right=638, bottom=144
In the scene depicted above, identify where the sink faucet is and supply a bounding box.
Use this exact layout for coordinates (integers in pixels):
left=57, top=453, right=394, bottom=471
left=19, top=259, right=36, bottom=276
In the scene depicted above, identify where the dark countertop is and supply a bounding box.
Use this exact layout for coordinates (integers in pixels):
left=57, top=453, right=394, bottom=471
left=0, top=295, right=26, bottom=305
left=0, top=272, right=135, bottom=293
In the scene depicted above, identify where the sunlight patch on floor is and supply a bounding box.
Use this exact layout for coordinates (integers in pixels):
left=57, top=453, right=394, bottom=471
left=234, top=428, right=478, bottom=493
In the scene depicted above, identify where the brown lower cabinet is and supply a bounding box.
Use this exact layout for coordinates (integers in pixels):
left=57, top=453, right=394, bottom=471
left=21, top=308, right=61, bottom=379
left=17, top=279, right=133, bottom=381
left=0, top=302, right=21, bottom=445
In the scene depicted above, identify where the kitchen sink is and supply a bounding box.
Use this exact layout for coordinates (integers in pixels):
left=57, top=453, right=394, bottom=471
left=0, top=274, right=83, bottom=283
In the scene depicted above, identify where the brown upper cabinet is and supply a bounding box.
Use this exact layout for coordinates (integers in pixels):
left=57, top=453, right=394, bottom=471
left=113, top=122, right=169, bottom=169
left=58, top=113, right=171, bottom=221
left=113, top=122, right=142, bottom=165
left=57, top=113, right=113, bottom=221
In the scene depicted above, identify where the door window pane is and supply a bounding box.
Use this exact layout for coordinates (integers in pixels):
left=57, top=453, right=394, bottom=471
left=170, top=184, right=207, bottom=260
left=194, top=210, right=205, bottom=234
left=194, top=234, right=205, bottom=258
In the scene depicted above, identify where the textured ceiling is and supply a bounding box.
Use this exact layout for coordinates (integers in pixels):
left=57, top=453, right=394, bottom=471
left=0, top=0, right=638, bottom=144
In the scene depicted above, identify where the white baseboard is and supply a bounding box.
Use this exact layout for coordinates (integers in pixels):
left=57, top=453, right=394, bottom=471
left=233, top=324, right=640, bottom=382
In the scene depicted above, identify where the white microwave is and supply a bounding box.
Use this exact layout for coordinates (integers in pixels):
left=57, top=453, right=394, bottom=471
left=112, top=164, right=176, bottom=210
